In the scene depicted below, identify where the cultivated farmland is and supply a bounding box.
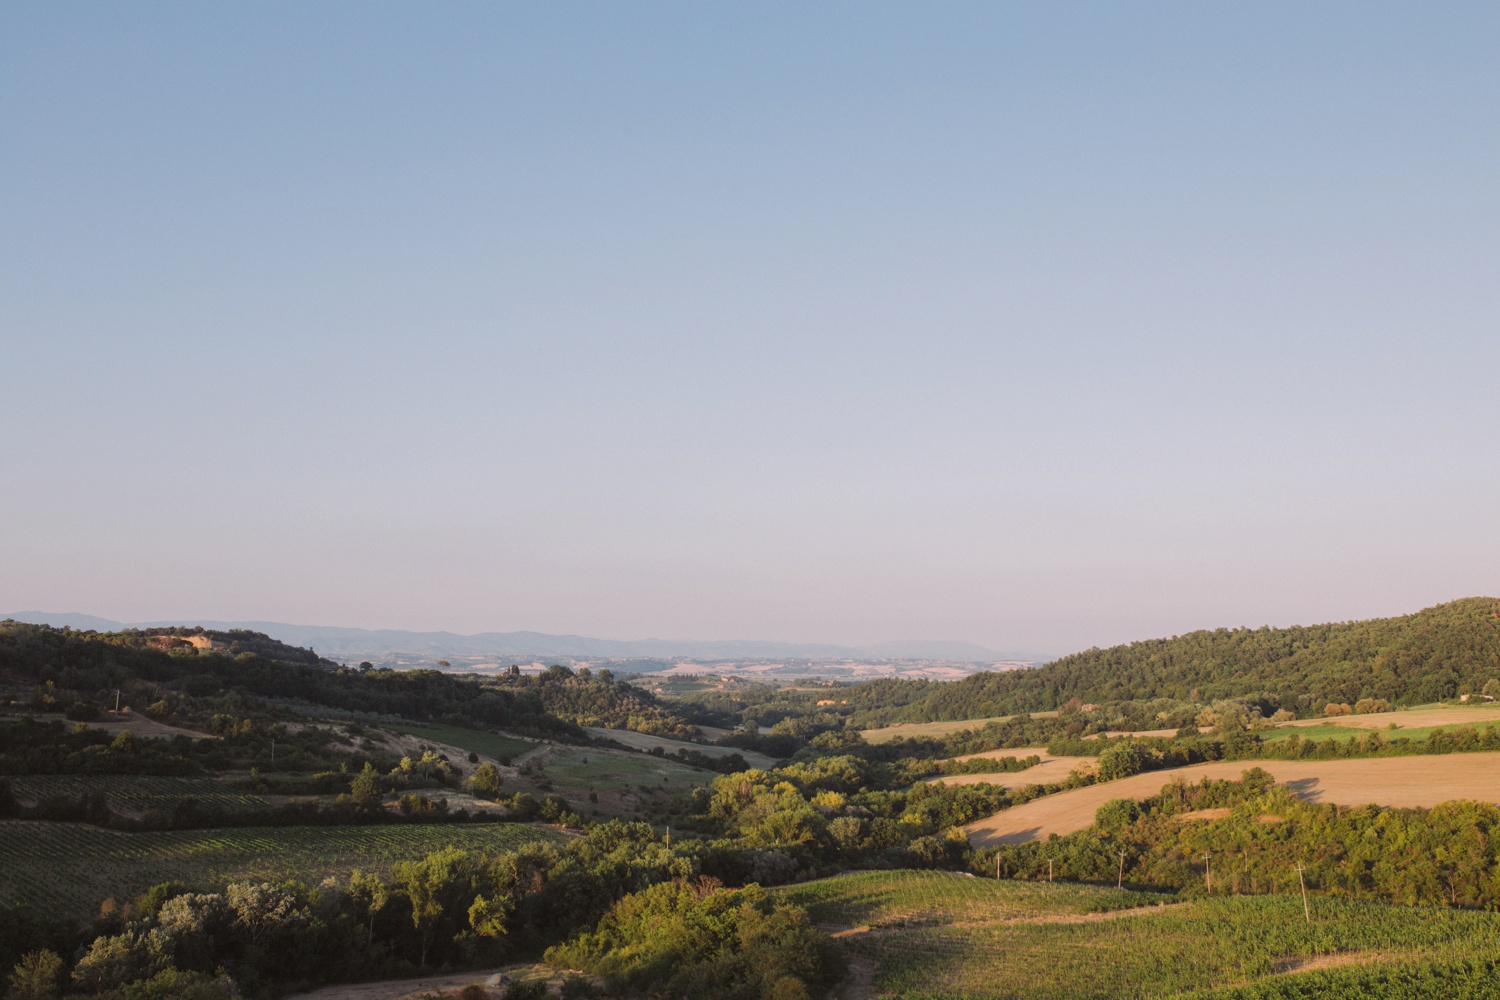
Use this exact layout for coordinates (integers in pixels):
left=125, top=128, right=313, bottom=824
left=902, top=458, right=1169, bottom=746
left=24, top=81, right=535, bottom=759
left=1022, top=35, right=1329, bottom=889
left=963, top=752, right=1500, bottom=846
left=778, top=870, right=1500, bottom=999
left=0, top=821, right=562, bottom=922
left=926, top=753, right=1094, bottom=789
left=861, top=713, right=1059, bottom=744
left=583, top=726, right=781, bottom=769
left=381, top=722, right=535, bottom=762
left=540, top=748, right=709, bottom=794
left=7, top=774, right=272, bottom=815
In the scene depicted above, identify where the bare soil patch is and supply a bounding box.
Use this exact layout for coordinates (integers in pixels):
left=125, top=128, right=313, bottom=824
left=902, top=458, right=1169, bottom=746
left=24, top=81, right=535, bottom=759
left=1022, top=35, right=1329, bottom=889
left=80, top=712, right=211, bottom=740
left=1270, top=951, right=1390, bottom=975
left=828, top=955, right=878, bottom=1000
left=1176, top=808, right=1232, bottom=821
left=964, top=752, right=1500, bottom=846
left=288, top=962, right=562, bottom=1000
left=951, top=746, right=1057, bottom=762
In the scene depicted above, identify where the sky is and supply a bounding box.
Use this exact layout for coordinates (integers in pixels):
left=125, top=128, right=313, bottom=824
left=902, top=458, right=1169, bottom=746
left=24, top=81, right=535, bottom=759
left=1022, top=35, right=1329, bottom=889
left=3, top=3, right=1498, bottom=657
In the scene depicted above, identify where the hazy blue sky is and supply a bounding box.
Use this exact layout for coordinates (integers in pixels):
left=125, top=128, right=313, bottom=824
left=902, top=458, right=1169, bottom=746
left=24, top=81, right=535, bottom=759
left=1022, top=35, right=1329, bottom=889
left=3, top=3, right=1497, bottom=655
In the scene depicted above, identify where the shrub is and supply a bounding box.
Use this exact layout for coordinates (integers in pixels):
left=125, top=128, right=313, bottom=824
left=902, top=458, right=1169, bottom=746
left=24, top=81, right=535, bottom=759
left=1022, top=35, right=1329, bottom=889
left=7, top=949, right=64, bottom=1000
left=1095, top=798, right=1142, bottom=833
left=1098, top=742, right=1147, bottom=781
left=470, top=762, right=503, bottom=800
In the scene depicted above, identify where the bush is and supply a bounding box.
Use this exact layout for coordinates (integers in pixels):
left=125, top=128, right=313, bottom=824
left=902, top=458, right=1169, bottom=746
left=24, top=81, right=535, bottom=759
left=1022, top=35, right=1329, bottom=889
left=1094, top=798, right=1142, bottom=833
left=64, top=702, right=100, bottom=722
left=502, top=982, right=549, bottom=1000
left=544, top=879, right=841, bottom=1000
left=7, top=949, right=64, bottom=1000
left=1097, top=742, right=1147, bottom=781
left=470, top=762, right=503, bottom=799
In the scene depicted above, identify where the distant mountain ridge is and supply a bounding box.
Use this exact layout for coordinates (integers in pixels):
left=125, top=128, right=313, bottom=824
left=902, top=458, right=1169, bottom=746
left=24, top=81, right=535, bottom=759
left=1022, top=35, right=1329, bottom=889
left=2, top=612, right=1035, bottom=664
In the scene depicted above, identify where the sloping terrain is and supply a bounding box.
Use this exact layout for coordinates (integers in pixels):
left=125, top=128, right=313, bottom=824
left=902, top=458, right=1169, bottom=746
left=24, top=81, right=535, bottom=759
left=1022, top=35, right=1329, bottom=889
left=963, top=753, right=1500, bottom=846
left=776, top=870, right=1500, bottom=999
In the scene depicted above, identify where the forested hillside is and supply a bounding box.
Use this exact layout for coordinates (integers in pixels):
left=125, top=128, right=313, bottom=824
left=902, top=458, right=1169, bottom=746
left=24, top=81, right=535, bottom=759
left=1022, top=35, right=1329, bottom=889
left=0, top=621, right=584, bottom=740
left=858, top=598, right=1500, bottom=724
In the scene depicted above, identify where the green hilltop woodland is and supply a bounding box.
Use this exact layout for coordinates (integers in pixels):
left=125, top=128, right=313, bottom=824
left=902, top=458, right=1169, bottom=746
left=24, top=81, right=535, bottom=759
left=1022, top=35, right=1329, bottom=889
left=0, top=622, right=692, bottom=741
left=842, top=597, right=1500, bottom=727
left=8, top=606, right=1500, bottom=999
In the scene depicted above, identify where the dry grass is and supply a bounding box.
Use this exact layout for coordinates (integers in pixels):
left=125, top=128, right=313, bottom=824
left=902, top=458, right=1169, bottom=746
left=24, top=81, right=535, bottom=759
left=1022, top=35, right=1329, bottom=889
left=963, top=752, right=1500, bottom=846
left=1281, top=703, right=1500, bottom=731
left=861, top=712, right=1058, bottom=745
left=925, top=756, right=1095, bottom=789
left=583, top=726, right=779, bottom=769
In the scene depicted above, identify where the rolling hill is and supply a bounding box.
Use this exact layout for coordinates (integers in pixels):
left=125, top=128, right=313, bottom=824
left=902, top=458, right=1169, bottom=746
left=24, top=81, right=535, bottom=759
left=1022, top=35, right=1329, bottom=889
left=875, top=598, right=1500, bottom=723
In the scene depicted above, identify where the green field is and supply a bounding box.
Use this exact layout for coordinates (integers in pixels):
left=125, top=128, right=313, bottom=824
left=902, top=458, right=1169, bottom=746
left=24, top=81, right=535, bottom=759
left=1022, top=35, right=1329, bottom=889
left=384, top=722, right=535, bottom=761
left=541, top=750, right=709, bottom=794
left=1260, top=722, right=1489, bottom=744
left=776, top=869, right=1167, bottom=926
left=0, top=821, right=562, bottom=922
left=775, top=870, right=1500, bottom=999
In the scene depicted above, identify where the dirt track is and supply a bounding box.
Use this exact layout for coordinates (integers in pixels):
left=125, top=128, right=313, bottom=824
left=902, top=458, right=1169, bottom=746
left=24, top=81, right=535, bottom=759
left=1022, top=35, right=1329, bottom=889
left=963, top=752, right=1500, bottom=846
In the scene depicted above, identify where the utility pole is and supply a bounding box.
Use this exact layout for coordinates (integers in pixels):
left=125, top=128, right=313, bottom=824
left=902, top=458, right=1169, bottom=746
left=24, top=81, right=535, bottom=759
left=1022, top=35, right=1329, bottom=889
left=1117, top=850, right=1127, bottom=890
left=665, top=826, right=670, bottom=849
left=996, top=854, right=1002, bottom=880
left=1048, top=858, right=1054, bottom=883
left=1294, top=864, right=1310, bottom=923
left=114, top=690, right=121, bottom=714
left=270, top=739, right=275, bottom=764
left=1202, top=851, right=1212, bottom=893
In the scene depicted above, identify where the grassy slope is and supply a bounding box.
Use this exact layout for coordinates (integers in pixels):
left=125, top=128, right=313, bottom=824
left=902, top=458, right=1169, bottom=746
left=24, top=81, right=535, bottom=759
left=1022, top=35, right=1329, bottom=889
left=776, top=870, right=1500, bottom=999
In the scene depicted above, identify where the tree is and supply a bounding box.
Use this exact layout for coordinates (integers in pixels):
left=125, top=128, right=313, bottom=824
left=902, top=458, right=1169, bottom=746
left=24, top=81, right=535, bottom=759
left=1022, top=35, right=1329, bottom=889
left=350, top=762, right=382, bottom=806
left=7, top=950, right=63, bottom=1000
left=225, top=882, right=297, bottom=943
left=347, top=870, right=389, bottom=947
left=1097, top=742, right=1147, bottom=781
left=391, top=848, right=482, bottom=966
left=471, top=762, right=503, bottom=800
left=71, top=929, right=172, bottom=993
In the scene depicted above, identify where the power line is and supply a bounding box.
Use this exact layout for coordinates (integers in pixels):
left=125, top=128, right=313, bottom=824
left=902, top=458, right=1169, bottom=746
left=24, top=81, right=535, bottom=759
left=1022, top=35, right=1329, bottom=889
left=1293, top=864, right=1310, bottom=923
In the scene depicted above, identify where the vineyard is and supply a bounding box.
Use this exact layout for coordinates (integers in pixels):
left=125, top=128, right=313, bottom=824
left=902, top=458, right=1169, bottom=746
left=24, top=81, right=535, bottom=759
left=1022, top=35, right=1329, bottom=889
left=7, top=774, right=272, bottom=815
left=382, top=722, right=535, bottom=761
left=0, top=821, right=562, bottom=921
left=541, top=749, right=710, bottom=794
left=776, top=870, right=1500, bottom=999
left=777, top=869, right=1169, bottom=926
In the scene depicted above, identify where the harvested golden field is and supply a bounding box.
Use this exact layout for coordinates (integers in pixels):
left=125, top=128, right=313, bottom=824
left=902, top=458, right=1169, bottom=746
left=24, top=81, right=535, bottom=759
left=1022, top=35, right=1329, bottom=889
left=1281, top=703, right=1500, bottom=731
left=963, top=752, right=1500, bottom=846
left=862, top=712, right=1057, bottom=744
left=926, top=755, right=1094, bottom=789
left=952, top=746, right=1056, bottom=761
